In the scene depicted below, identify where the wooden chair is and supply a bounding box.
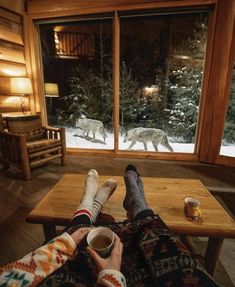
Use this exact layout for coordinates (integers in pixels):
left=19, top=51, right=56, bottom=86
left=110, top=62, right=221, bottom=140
left=0, top=114, right=66, bottom=180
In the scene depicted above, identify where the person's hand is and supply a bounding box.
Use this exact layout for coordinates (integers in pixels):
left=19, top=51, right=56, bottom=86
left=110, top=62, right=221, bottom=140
left=87, top=234, right=123, bottom=272
left=70, top=227, right=92, bottom=245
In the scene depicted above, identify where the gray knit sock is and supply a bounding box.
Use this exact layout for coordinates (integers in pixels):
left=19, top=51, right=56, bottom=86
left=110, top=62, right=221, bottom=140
left=137, top=176, right=147, bottom=201
left=124, top=165, right=151, bottom=219
left=91, top=179, right=117, bottom=223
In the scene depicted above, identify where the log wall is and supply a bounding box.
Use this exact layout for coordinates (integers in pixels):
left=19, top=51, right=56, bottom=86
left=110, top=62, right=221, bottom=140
left=0, top=1, right=31, bottom=115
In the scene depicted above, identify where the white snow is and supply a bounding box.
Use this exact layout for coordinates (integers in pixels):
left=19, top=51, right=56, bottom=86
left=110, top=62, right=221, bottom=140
left=65, top=127, right=235, bottom=156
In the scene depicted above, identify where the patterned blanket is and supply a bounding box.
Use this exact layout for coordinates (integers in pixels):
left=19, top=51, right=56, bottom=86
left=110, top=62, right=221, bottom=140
left=40, top=215, right=219, bottom=287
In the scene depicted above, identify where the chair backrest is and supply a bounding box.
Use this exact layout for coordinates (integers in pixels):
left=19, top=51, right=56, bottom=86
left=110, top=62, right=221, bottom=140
left=6, top=115, right=44, bottom=141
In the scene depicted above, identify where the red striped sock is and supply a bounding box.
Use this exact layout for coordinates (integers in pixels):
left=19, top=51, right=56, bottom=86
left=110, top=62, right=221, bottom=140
left=72, top=209, right=92, bottom=221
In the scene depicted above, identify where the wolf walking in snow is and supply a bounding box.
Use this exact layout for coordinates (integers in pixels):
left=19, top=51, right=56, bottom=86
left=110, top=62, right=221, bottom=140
left=124, top=127, right=173, bottom=152
left=75, top=115, right=107, bottom=143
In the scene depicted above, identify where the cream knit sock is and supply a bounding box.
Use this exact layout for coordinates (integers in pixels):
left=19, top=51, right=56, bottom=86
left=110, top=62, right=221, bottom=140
left=72, top=169, right=99, bottom=221
left=91, top=179, right=117, bottom=223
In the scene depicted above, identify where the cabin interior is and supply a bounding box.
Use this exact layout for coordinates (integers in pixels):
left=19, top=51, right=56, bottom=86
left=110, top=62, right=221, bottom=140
left=0, top=0, right=235, bottom=286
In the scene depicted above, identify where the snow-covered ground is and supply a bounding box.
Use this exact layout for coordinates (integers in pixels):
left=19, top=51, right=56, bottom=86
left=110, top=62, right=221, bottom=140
left=65, top=127, right=235, bottom=156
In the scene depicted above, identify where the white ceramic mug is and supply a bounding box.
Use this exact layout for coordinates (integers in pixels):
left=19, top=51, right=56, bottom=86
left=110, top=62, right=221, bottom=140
left=87, top=227, right=114, bottom=257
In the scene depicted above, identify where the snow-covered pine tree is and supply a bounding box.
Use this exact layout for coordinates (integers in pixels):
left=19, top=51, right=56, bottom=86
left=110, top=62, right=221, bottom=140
left=119, top=62, right=139, bottom=129
left=167, top=16, right=207, bottom=143
left=59, top=67, right=88, bottom=127
left=168, top=67, right=202, bottom=143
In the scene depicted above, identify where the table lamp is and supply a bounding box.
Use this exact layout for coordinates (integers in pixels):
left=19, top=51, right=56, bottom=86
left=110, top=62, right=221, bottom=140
left=10, top=77, right=33, bottom=114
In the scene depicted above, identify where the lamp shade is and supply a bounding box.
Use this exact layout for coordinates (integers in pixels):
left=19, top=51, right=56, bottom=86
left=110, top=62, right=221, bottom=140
left=45, top=83, right=59, bottom=97
left=10, top=77, right=33, bottom=94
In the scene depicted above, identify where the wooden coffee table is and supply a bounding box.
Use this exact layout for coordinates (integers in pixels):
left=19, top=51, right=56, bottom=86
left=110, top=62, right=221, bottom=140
left=27, top=174, right=235, bottom=276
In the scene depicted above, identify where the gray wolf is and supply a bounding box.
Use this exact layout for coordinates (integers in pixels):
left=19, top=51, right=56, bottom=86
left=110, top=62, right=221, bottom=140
left=75, top=115, right=107, bottom=143
left=123, top=127, right=173, bottom=152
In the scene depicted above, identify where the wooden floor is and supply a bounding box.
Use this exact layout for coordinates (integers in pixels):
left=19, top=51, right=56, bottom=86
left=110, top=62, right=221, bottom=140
left=0, top=155, right=235, bottom=286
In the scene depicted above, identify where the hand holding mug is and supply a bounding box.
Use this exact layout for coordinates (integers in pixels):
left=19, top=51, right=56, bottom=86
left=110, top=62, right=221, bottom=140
left=87, top=234, right=123, bottom=272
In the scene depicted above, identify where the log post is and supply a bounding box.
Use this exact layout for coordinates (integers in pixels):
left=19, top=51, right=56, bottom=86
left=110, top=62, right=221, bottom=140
left=60, top=127, right=66, bottom=166
left=19, top=135, right=31, bottom=180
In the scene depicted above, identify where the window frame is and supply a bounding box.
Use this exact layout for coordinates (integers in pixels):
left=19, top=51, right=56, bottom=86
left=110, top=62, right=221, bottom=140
left=24, top=0, right=235, bottom=165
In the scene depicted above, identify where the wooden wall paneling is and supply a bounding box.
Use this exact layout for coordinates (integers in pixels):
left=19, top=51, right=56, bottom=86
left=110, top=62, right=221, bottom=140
left=199, top=0, right=235, bottom=163
left=0, top=40, right=25, bottom=63
left=0, top=95, right=30, bottom=113
left=0, top=5, right=27, bottom=116
left=0, top=61, right=26, bottom=77
left=0, top=7, right=21, bottom=23
left=0, top=76, right=30, bottom=114
left=0, top=0, right=24, bottom=15
left=0, top=16, right=23, bottom=45
left=26, top=0, right=217, bottom=19
left=0, top=76, right=10, bottom=95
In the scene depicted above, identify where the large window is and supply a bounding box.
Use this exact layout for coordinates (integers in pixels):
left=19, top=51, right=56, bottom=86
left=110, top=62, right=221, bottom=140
left=39, top=11, right=209, bottom=153
left=119, top=12, right=208, bottom=153
left=220, top=62, right=235, bottom=157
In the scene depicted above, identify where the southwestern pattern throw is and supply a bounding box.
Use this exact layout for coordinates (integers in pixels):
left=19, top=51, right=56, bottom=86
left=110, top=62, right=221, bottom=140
left=40, top=215, right=219, bottom=287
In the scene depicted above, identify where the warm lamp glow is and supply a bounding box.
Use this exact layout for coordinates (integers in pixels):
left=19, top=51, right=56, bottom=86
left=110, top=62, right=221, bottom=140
left=1, top=68, right=24, bottom=77
left=10, top=77, right=33, bottom=94
left=10, top=77, right=33, bottom=114
left=44, top=83, right=59, bottom=97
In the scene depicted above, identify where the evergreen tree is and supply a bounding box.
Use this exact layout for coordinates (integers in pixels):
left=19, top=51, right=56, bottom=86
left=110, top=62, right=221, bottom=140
left=167, top=16, right=207, bottom=142
left=58, top=68, right=88, bottom=127
left=168, top=67, right=202, bottom=143
left=119, top=62, right=139, bottom=129
left=147, top=69, right=170, bottom=130
left=97, top=63, right=114, bottom=128
left=59, top=64, right=112, bottom=127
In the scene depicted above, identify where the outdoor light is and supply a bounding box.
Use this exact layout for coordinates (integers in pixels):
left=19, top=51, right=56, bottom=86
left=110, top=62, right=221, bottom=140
left=144, top=85, right=159, bottom=97
left=174, top=54, right=191, bottom=60
left=10, top=77, right=33, bottom=114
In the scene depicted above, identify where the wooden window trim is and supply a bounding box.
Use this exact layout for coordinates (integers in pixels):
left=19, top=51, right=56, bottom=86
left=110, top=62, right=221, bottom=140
left=198, top=0, right=235, bottom=163
left=26, top=0, right=217, bottom=19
